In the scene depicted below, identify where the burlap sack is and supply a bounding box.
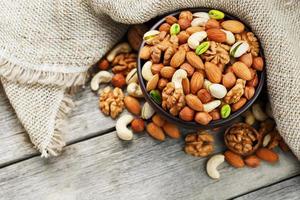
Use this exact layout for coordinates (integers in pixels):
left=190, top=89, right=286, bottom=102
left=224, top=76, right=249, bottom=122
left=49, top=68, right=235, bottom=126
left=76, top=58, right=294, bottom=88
left=0, top=0, right=299, bottom=158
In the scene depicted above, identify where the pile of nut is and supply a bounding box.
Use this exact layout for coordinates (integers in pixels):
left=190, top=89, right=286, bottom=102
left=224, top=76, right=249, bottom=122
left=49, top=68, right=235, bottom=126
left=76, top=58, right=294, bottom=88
left=91, top=25, right=182, bottom=142
left=140, top=10, right=264, bottom=125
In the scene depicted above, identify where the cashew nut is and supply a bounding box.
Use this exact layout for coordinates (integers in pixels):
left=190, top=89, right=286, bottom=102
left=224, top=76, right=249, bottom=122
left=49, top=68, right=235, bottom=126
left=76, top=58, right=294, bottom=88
left=252, top=103, right=268, bottom=121
left=266, top=102, right=274, bottom=118
left=127, top=82, right=143, bottom=98
left=191, top=12, right=210, bottom=27
left=90, top=71, right=113, bottom=91
left=106, top=42, right=131, bottom=62
left=187, top=31, right=207, bottom=49
left=141, top=102, right=155, bottom=119
left=142, top=61, right=154, bottom=81
left=203, top=100, right=221, bottom=113
left=126, top=68, right=138, bottom=84
left=171, top=69, right=187, bottom=89
left=206, top=154, right=225, bottom=179
left=116, top=114, right=134, bottom=141
left=242, top=110, right=256, bottom=125
left=221, top=29, right=235, bottom=45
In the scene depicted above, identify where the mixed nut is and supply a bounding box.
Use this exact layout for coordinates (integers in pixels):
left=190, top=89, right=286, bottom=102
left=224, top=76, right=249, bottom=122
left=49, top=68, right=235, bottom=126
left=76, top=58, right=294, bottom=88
left=140, top=10, right=264, bottom=125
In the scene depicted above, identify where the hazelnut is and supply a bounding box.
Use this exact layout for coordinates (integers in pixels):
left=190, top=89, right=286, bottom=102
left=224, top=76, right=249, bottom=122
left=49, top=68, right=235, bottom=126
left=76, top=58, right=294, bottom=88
left=244, top=86, right=255, bottom=100
left=165, top=15, right=177, bottom=25
left=98, top=59, right=110, bottom=70
left=111, top=73, right=126, bottom=88
left=252, top=57, right=264, bottom=71
left=194, top=112, right=212, bottom=125
left=205, top=19, right=220, bottom=29
left=178, top=18, right=191, bottom=30
left=152, top=114, right=166, bottom=127
left=177, top=31, right=190, bottom=44
left=197, top=89, right=212, bottom=104
left=180, top=63, right=194, bottom=77
left=209, top=109, right=221, bottom=120
left=157, top=78, right=168, bottom=90
left=159, top=23, right=171, bottom=32
left=179, top=11, right=193, bottom=21
left=131, top=118, right=145, bottom=133
left=247, top=74, right=259, bottom=87
left=179, top=106, right=195, bottom=121
left=151, top=63, right=164, bottom=74
left=222, top=72, right=236, bottom=89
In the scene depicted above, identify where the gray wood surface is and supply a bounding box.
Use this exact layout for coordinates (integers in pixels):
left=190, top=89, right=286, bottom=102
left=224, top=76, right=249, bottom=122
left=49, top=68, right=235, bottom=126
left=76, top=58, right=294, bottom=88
left=0, top=130, right=299, bottom=200
left=235, top=175, right=300, bottom=200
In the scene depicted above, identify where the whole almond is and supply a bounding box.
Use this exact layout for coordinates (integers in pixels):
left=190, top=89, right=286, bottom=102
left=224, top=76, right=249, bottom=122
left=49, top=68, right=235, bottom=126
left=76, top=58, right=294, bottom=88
left=157, top=78, right=168, bottom=90
left=185, top=94, right=203, bottom=111
left=205, top=19, right=220, bottom=29
left=159, top=23, right=171, bottom=32
left=178, top=18, right=191, bottom=30
left=224, top=150, right=245, bottom=168
left=160, top=66, right=176, bottom=79
left=231, top=97, right=247, bottom=112
left=190, top=71, right=204, bottom=94
left=146, top=122, right=165, bottom=141
left=206, top=28, right=227, bottom=43
left=209, top=109, right=221, bottom=120
left=221, top=20, right=245, bottom=33
left=222, top=72, right=236, bottom=89
left=165, top=15, right=177, bottom=25
left=252, top=57, right=264, bottom=71
left=162, top=122, right=181, bottom=139
left=244, top=86, right=255, bottom=100
left=244, top=155, right=260, bottom=168
left=170, top=49, right=186, bottom=68
left=232, top=61, right=252, bottom=80
left=186, top=26, right=205, bottom=35
left=247, top=74, right=259, bottom=87
left=131, top=118, right=145, bottom=133
left=124, top=96, right=141, bottom=115
left=194, top=112, right=212, bottom=125
left=186, top=51, right=204, bottom=69
left=152, top=114, right=166, bottom=127
left=178, top=31, right=190, bottom=44
left=151, top=63, right=164, bottom=74
left=146, top=74, right=159, bottom=91
left=139, top=46, right=152, bottom=60
left=179, top=43, right=191, bottom=52
left=180, top=63, right=195, bottom=77
left=256, top=148, right=279, bottom=163
left=205, top=62, right=222, bottom=83
left=182, top=78, right=190, bottom=95
left=197, top=89, right=212, bottom=103
left=239, top=53, right=253, bottom=67
left=179, top=106, right=195, bottom=121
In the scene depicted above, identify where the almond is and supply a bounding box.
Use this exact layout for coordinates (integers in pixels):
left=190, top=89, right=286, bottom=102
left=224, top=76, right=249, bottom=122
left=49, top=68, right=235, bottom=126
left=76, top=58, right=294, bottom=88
left=159, top=23, right=171, bottom=32
left=197, top=89, right=212, bottom=103
left=124, top=96, right=141, bottom=115
left=239, top=53, right=253, bottom=67
left=221, top=20, right=245, bottom=33
left=186, top=51, right=204, bottom=69
left=179, top=106, right=195, bottom=121
left=190, top=71, right=204, bottom=94
left=180, top=63, right=194, bottom=77
left=139, top=46, right=152, bottom=60
left=178, top=18, right=191, bottom=30
left=146, top=122, right=165, bottom=141
left=131, top=118, right=145, bottom=133
left=151, top=63, right=164, bottom=74
left=224, top=150, right=245, bottom=168
left=152, top=114, right=166, bottom=127
left=205, top=62, right=222, bottom=83
left=146, top=74, right=159, bottom=91
left=231, top=97, right=247, bottom=112
left=244, top=86, right=255, bottom=100
left=247, top=74, right=259, bottom=87
left=185, top=94, right=203, bottom=111
left=160, top=66, right=176, bottom=79
left=177, top=31, right=190, bottom=44
left=162, top=122, right=181, bottom=139
left=232, top=61, right=252, bottom=80
left=252, top=57, right=264, bottom=71
left=206, top=28, right=226, bottom=43
left=256, top=148, right=279, bottom=163
left=194, top=112, right=212, bottom=125
left=170, top=49, right=186, bottom=68
left=222, top=72, right=236, bottom=89
left=205, top=19, right=220, bottom=29
left=244, top=155, right=260, bottom=168
left=209, top=109, right=221, bottom=120
left=182, top=78, right=190, bottom=95
left=186, top=26, right=205, bottom=35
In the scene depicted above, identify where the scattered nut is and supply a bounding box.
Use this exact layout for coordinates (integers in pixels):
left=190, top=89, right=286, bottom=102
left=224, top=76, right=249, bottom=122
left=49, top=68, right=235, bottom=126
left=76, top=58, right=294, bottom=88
left=184, top=132, right=214, bottom=157
left=141, top=102, right=155, bottom=119
left=131, top=118, right=145, bottom=133
left=206, top=154, right=225, bottom=179
left=91, top=71, right=113, bottom=91
left=116, top=114, right=134, bottom=141
left=107, top=42, right=132, bottom=62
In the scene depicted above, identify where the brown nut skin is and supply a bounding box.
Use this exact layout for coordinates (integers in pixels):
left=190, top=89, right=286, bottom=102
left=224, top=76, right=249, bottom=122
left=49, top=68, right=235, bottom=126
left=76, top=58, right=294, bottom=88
left=160, top=67, right=176, bottom=79
left=224, top=150, right=245, bottom=168
left=177, top=31, right=190, bottom=44
left=182, top=78, right=190, bottom=95
left=186, top=26, right=205, bottom=35
left=239, top=53, right=253, bottom=67
left=151, top=63, right=164, bottom=75
left=179, top=11, right=193, bottom=21
left=159, top=23, right=171, bottom=32
left=179, top=106, right=195, bottom=121
left=127, top=24, right=148, bottom=51
left=139, top=46, right=152, bottom=60
left=222, top=72, right=236, bottom=89
left=205, top=62, right=222, bottom=83
left=163, top=122, right=181, bottom=139
left=205, top=19, right=220, bottom=29
left=157, top=78, right=168, bottom=90
left=98, top=59, right=110, bottom=70
left=185, top=94, right=204, bottom=111
left=180, top=63, right=194, bottom=77
left=165, top=15, right=177, bottom=25
left=131, top=118, right=145, bottom=133
left=124, top=96, right=141, bottom=115
left=209, top=109, right=221, bottom=120
left=231, top=97, right=247, bottom=112
left=111, top=73, right=126, bottom=88
left=194, top=112, right=212, bottom=125
left=170, top=49, right=186, bottom=68
left=206, top=28, right=227, bottom=43
left=178, top=18, right=191, bottom=30
left=244, top=155, right=260, bottom=168
left=152, top=114, right=166, bottom=127
left=197, top=89, right=212, bottom=104
left=244, top=86, right=255, bottom=100
left=247, top=74, right=259, bottom=87
left=252, top=57, right=264, bottom=71
left=256, top=148, right=279, bottom=163
left=190, top=72, right=204, bottom=94
left=146, top=122, right=165, bottom=141
left=186, top=51, right=204, bottom=69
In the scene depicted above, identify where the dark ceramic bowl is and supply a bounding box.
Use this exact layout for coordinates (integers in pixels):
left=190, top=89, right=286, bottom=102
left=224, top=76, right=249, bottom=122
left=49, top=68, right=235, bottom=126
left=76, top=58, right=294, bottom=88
left=137, top=8, right=265, bottom=129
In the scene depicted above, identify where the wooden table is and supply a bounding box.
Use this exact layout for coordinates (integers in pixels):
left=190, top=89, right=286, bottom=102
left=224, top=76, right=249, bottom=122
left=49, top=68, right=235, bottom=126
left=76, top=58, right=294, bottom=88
left=0, top=85, right=299, bottom=200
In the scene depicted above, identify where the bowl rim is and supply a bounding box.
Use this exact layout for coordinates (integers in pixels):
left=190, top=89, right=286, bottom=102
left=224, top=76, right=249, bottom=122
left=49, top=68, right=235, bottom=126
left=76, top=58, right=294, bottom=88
left=137, top=8, right=265, bottom=129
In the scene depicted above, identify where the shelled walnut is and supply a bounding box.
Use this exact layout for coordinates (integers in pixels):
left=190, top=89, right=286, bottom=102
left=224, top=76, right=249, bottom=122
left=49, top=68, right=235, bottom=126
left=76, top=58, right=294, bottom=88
left=235, top=32, right=259, bottom=57
left=162, top=83, right=185, bottom=116
left=99, top=87, right=125, bottom=119
left=201, top=41, right=230, bottom=66
left=184, top=131, right=214, bottom=157
left=224, top=79, right=246, bottom=104
left=111, top=53, right=137, bottom=75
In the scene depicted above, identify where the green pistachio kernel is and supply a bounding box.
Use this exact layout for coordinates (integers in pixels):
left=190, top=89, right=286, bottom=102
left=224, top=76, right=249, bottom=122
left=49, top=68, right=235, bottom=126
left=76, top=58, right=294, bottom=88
left=230, top=42, right=243, bottom=57
left=209, top=10, right=225, bottom=20
left=150, top=90, right=162, bottom=105
left=195, top=41, right=210, bottom=55
left=221, top=104, right=231, bottom=119
left=170, top=23, right=180, bottom=35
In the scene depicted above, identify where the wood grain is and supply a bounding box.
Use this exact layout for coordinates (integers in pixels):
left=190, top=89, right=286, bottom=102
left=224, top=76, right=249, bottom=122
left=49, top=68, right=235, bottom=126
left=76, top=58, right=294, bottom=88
left=0, top=130, right=299, bottom=200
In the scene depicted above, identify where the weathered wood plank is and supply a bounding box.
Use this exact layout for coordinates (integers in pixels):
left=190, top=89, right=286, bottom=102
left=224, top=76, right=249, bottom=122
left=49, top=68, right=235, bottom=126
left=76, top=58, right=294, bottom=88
left=0, top=85, right=117, bottom=166
left=235, top=175, right=300, bottom=200
left=0, top=130, right=298, bottom=200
